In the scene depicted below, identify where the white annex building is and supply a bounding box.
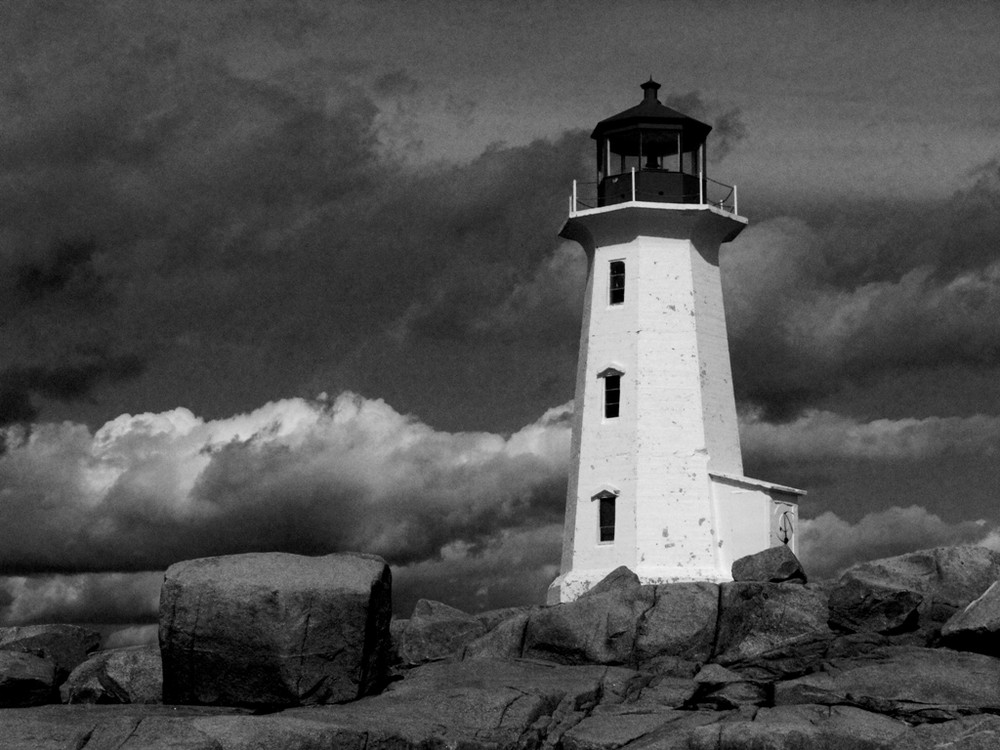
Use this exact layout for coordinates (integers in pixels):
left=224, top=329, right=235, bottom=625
left=548, top=80, right=804, bottom=604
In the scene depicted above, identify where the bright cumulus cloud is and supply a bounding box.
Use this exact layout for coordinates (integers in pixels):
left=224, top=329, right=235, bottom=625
left=3, top=391, right=1000, bottom=629
left=0, top=393, right=572, bottom=622
left=0, top=392, right=572, bottom=576
left=741, top=410, right=1000, bottom=461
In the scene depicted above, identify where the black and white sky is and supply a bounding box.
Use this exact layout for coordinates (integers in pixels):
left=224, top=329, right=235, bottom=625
left=3, top=0, right=1000, bottom=644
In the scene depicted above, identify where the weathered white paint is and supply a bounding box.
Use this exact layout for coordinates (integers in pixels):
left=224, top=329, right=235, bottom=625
left=548, top=204, right=804, bottom=604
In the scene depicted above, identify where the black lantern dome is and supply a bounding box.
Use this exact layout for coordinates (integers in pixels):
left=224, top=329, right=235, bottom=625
left=593, top=79, right=711, bottom=206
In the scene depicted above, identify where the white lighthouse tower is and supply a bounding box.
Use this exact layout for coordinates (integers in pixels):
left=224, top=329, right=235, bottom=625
left=548, top=79, right=804, bottom=604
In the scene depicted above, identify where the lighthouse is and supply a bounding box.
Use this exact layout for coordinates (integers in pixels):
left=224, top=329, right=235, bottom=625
left=548, top=80, right=804, bottom=604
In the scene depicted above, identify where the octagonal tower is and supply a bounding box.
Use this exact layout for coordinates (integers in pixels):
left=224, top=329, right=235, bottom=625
left=548, top=80, right=804, bottom=604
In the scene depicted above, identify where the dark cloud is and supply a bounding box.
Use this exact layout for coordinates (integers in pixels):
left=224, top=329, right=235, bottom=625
left=373, top=69, right=421, bottom=98
left=0, top=391, right=37, bottom=430
left=722, top=161, right=1000, bottom=420
left=664, top=91, right=748, bottom=160
left=0, top=1, right=593, bottom=433
left=13, top=238, right=103, bottom=302
left=0, top=353, right=145, bottom=428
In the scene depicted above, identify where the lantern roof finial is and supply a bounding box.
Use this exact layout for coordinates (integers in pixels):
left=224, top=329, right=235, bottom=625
left=590, top=78, right=712, bottom=142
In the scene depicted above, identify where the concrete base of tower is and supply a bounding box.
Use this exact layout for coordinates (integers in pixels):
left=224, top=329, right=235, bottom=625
left=546, top=564, right=732, bottom=604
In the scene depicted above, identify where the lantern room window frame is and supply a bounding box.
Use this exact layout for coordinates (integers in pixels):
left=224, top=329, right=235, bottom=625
left=597, top=126, right=704, bottom=181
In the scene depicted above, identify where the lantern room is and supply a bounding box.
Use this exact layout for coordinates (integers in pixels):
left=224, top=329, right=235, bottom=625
left=592, top=78, right=712, bottom=207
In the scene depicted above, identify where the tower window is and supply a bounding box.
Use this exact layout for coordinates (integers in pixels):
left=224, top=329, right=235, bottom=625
left=599, top=495, right=616, bottom=542
left=604, top=374, right=621, bottom=418
left=609, top=261, right=625, bottom=304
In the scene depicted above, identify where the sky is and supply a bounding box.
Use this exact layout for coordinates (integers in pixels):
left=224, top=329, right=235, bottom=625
left=2, top=0, right=1000, bottom=645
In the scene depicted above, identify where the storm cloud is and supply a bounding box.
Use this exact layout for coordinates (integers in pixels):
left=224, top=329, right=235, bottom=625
left=723, top=162, right=1000, bottom=420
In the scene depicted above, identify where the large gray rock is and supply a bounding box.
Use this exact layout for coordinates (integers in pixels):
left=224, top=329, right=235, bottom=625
left=396, top=599, right=485, bottom=665
left=522, top=583, right=654, bottom=665
left=686, top=704, right=909, bottom=750
left=0, top=705, right=248, bottom=750
left=282, top=658, right=647, bottom=750
left=714, top=582, right=832, bottom=666
left=0, top=650, right=56, bottom=707
left=828, top=576, right=923, bottom=634
left=475, top=605, right=533, bottom=632
left=0, top=660, right=651, bottom=749
left=60, top=644, right=162, bottom=704
left=829, top=546, right=1000, bottom=636
left=940, top=580, right=1000, bottom=656
left=562, top=707, right=726, bottom=750
left=889, top=714, right=1000, bottom=750
left=0, top=624, right=101, bottom=683
left=775, top=646, right=1000, bottom=723
left=463, top=610, right=530, bottom=660
left=631, top=675, right=699, bottom=709
left=635, top=582, right=719, bottom=675
left=714, top=632, right=895, bottom=683
left=159, top=551, right=392, bottom=707
left=580, top=565, right=641, bottom=598
left=732, top=545, right=807, bottom=584
left=520, top=578, right=718, bottom=673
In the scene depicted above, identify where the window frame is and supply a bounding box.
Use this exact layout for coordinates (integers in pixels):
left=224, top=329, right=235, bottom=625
left=604, top=374, right=621, bottom=419
left=597, top=367, right=624, bottom=420
left=594, top=490, right=617, bottom=543
left=609, top=260, right=625, bottom=305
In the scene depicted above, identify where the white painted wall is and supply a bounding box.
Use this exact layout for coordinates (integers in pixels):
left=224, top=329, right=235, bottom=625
left=548, top=205, right=804, bottom=603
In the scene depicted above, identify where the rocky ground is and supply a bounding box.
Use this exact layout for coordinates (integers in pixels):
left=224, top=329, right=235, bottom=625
left=1, top=544, right=1000, bottom=749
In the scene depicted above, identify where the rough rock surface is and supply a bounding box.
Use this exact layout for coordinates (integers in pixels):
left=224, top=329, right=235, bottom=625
left=891, top=715, right=1000, bottom=750
left=634, top=582, right=718, bottom=675
left=828, top=576, right=923, bottom=634
left=6, top=545, right=1000, bottom=749
left=580, top=565, right=641, bottom=597
left=0, top=650, right=57, bottom=707
left=302, top=658, right=648, bottom=749
left=523, top=580, right=654, bottom=665
left=514, top=574, right=718, bottom=675
left=731, top=544, right=807, bottom=584
left=159, top=551, right=392, bottom=707
left=774, top=646, right=1000, bottom=722
left=463, top=610, right=531, bottom=660
left=0, top=624, right=101, bottom=683
left=395, top=599, right=485, bottom=665
left=940, top=580, right=1000, bottom=656
left=61, top=644, right=162, bottom=704
left=0, top=705, right=249, bottom=750
left=714, top=581, right=832, bottom=666
left=829, top=546, right=1000, bottom=636
left=476, top=605, right=533, bottom=632
left=687, top=705, right=909, bottom=750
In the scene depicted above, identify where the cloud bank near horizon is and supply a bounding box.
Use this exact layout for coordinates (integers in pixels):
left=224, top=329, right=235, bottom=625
left=0, top=393, right=571, bottom=577
left=2, top=392, right=999, bottom=628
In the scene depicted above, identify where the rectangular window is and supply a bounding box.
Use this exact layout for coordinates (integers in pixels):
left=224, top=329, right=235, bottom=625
left=599, top=496, right=616, bottom=542
left=609, top=261, right=625, bottom=305
left=604, top=375, right=620, bottom=419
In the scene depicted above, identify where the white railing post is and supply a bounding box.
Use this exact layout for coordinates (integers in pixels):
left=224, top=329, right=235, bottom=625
left=699, top=167, right=703, bottom=204
left=631, top=168, right=636, bottom=202
left=572, top=179, right=577, bottom=212
left=733, top=184, right=738, bottom=215
left=568, top=195, right=573, bottom=215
